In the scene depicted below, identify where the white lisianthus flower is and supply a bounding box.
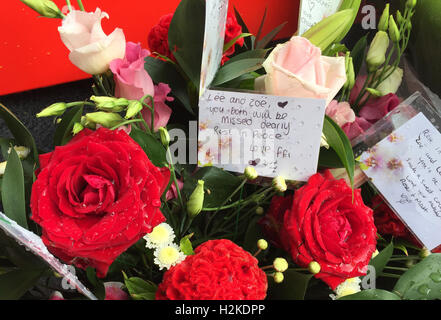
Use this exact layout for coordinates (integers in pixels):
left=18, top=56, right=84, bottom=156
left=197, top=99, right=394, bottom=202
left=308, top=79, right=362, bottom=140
left=58, top=8, right=125, bottom=75
left=8, top=146, right=30, bottom=159
left=330, top=277, right=362, bottom=300
left=153, top=243, right=186, bottom=270
left=0, top=161, right=6, bottom=176
left=144, top=223, right=175, bottom=249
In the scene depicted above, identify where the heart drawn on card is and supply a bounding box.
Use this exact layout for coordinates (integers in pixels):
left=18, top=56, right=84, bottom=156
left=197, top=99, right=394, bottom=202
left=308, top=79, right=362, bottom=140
left=248, top=159, right=261, bottom=166
left=277, top=101, right=288, bottom=108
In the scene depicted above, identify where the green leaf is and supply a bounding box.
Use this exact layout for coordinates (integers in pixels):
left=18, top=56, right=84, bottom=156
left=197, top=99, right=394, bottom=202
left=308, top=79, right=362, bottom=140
left=130, top=128, right=168, bottom=168
left=338, top=289, right=401, bottom=300
left=0, top=268, right=46, bottom=300
left=223, top=33, right=253, bottom=53
left=53, top=104, right=84, bottom=146
left=168, top=0, right=205, bottom=90
left=124, top=276, right=157, bottom=300
left=183, top=167, right=242, bottom=208
left=0, top=103, right=39, bottom=166
left=267, top=269, right=313, bottom=300
left=233, top=7, right=252, bottom=50
left=255, top=21, right=288, bottom=49
left=322, top=115, right=355, bottom=188
left=393, top=253, right=441, bottom=300
left=370, top=241, right=394, bottom=276
left=212, top=58, right=265, bottom=86
left=1, top=148, right=27, bottom=229
left=318, top=147, right=344, bottom=168
left=351, top=34, right=368, bottom=77
left=180, top=235, right=195, bottom=255
left=86, top=267, right=105, bottom=300
left=224, top=49, right=269, bottom=65
left=144, top=57, right=194, bottom=115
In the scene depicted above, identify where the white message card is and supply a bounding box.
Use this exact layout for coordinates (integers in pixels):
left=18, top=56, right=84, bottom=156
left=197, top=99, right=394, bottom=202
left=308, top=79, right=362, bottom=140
left=198, top=89, right=327, bottom=181
left=298, top=0, right=343, bottom=36
left=360, top=113, right=441, bottom=250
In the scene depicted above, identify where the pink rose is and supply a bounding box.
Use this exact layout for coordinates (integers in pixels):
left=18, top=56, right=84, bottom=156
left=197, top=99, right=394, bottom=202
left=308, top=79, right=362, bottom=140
left=110, top=42, right=155, bottom=101
left=257, top=37, right=347, bottom=106
left=325, top=100, right=356, bottom=127
left=58, top=8, right=126, bottom=75
left=142, top=83, right=174, bottom=131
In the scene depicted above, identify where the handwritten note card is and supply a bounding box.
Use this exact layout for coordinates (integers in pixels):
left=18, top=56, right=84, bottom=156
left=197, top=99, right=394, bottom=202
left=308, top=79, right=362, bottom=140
left=198, top=89, right=326, bottom=181
left=360, top=113, right=441, bottom=250
left=298, top=0, right=343, bottom=36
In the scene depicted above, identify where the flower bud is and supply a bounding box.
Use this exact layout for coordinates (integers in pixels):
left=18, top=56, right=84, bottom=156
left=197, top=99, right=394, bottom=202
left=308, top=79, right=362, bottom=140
left=9, top=146, right=30, bottom=159
left=244, top=166, right=258, bottom=180
left=158, top=127, right=170, bottom=147
left=255, top=206, right=265, bottom=215
left=273, top=272, right=284, bottom=283
left=187, top=180, right=205, bottom=218
left=20, top=0, right=63, bottom=19
left=72, top=122, right=84, bottom=135
left=366, top=87, right=383, bottom=97
left=0, top=161, right=6, bottom=176
left=91, top=96, right=128, bottom=112
left=257, top=239, right=268, bottom=250
left=396, top=11, right=404, bottom=25
left=125, top=100, right=143, bottom=119
left=85, top=112, right=124, bottom=128
left=345, top=56, right=355, bottom=90
left=406, top=0, right=417, bottom=9
left=81, top=116, right=96, bottom=129
left=388, top=16, right=400, bottom=43
left=378, top=4, right=390, bottom=32
left=366, top=31, right=389, bottom=72
left=420, top=247, right=431, bottom=259
left=272, top=176, right=287, bottom=192
left=308, top=261, right=321, bottom=274
left=36, top=102, right=67, bottom=118
left=372, top=249, right=380, bottom=259
left=273, top=258, right=288, bottom=272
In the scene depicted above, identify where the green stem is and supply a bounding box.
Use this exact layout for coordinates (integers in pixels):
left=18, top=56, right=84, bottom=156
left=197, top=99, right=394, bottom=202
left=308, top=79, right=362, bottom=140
left=202, top=199, right=249, bottom=212
left=380, top=272, right=401, bottom=279
left=66, top=0, right=72, bottom=11
left=166, top=147, right=185, bottom=213
left=384, top=266, right=408, bottom=272
left=109, top=119, right=143, bottom=130
left=93, top=75, right=109, bottom=96
left=76, top=0, right=85, bottom=11
left=139, top=95, right=155, bottom=132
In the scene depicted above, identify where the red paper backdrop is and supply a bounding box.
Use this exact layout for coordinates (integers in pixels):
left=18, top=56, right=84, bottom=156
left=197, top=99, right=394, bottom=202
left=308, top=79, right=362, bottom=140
left=0, top=0, right=299, bottom=95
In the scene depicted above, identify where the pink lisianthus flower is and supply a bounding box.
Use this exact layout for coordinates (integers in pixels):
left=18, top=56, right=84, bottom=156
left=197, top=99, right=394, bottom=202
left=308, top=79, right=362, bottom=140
left=165, top=179, right=184, bottom=201
left=142, top=83, right=174, bottom=131
left=325, top=100, right=356, bottom=127
left=58, top=8, right=126, bottom=75
left=110, top=42, right=155, bottom=100
left=49, top=282, right=129, bottom=300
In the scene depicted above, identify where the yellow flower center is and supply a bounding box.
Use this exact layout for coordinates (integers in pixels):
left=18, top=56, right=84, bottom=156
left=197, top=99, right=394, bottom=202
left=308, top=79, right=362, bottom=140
left=149, top=226, right=170, bottom=245
left=158, top=246, right=180, bottom=265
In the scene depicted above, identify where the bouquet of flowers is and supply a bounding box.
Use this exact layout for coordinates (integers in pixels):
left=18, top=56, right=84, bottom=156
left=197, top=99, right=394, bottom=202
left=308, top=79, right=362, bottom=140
left=1, top=0, right=440, bottom=301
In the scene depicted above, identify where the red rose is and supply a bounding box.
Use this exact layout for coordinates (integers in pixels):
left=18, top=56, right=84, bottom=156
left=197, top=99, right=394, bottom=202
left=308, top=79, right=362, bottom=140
left=258, top=195, right=293, bottom=248
left=147, top=13, right=175, bottom=61
left=281, top=172, right=377, bottom=290
left=156, top=239, right=267, bottom=300
left=372, top=195, right=412, bottom=239
left=31, top=128, right=170, bottom=277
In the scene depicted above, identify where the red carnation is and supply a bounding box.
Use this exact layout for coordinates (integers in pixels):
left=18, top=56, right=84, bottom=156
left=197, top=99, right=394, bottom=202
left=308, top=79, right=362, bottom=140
left=372, top=195, right=412, bottom=239
left=281, top=172, right=377, bottom=290
left=156, top=239, right=267, bottom=300
left=147, top=13, right=175, bottom=61
left=222, top=11, right=244, bottom=64
left=31, top=128, right=170, bottom=277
